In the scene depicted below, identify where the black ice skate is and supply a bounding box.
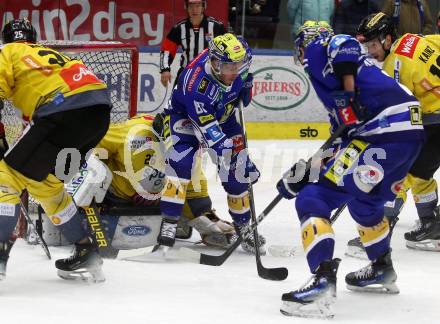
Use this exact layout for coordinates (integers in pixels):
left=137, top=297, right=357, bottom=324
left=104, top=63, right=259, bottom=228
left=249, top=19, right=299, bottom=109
left=345, top=251, right=399, bottom=294
left=280, top=258, right=340, bottom=319
left=345, top=237, right=368, bottom=260
left=233, top=223, right=266, bottom=255
left=55, top=242, right=105, bottom=283
left=0, top=240, right=15, bottom=281
left=404, top=209, right=440, bottom=251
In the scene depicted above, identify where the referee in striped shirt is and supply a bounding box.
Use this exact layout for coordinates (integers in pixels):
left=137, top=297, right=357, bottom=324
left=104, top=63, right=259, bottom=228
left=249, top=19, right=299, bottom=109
left=159, top=0, right=226, bottom=87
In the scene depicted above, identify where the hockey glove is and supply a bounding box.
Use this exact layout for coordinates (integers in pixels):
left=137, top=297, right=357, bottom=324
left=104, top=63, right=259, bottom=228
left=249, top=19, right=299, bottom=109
left=333, top=91, right=367, bottom=126
left=239, top=73, right=253, bottom=107
left=276, top=159, right=310, bottom=199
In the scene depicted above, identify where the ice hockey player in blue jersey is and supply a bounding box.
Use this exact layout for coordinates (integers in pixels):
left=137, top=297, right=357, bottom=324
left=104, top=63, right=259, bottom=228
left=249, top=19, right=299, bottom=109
left=276, top=21, right=425, bottom=318
left=157, top=33, right=265, bottom=254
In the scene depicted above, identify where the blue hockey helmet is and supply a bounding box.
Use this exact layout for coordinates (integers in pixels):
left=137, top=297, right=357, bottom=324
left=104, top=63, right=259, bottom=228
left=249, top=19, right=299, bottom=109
left=208, top=33, right=252, bottom=87
left=294, top=21, right=334, bottom=64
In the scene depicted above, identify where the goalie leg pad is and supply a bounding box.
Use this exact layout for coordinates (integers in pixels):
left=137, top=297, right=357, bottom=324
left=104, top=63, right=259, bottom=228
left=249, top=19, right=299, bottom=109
left=65, top=154, right=113, bottom=207
left=357, top=218, right=390, bottom=261
left=301, top=216, right=335, bottom=273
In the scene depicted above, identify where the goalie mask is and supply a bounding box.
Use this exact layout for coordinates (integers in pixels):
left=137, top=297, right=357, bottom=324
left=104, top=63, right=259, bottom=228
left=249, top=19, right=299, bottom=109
left=294, top=20, right=334, bottom=65
left=208, top=33, right=252, bottom=88
left=2, top=18, right=37, bottom=44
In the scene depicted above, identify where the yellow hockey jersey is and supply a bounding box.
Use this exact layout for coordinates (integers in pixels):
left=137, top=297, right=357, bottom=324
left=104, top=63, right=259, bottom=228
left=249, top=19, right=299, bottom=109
left=0, top=42, right=108, bottom=121
left=383, top=34, right=440, bottom=114
left=96, top=114, right=207, bottom=201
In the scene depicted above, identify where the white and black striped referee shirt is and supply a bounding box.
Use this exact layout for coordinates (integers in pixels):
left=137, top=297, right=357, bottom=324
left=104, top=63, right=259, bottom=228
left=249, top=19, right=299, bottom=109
left=160, top=16, right=225, bottom=74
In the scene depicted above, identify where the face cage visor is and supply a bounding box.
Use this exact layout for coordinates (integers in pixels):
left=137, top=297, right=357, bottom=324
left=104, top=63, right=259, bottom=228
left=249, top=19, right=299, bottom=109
left=211, top=56, right=251, bottom=83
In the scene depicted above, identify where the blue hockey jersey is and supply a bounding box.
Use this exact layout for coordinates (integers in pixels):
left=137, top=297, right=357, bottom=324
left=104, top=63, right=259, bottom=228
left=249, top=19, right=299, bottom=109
left=165, top=49, right=245, bottom=154
left=304, top=34, right=424, bottom=143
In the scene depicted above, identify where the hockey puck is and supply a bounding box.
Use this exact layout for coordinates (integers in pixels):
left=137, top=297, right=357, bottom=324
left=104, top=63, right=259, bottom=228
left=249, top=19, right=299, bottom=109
left=268, top=245, right=296, bottom=258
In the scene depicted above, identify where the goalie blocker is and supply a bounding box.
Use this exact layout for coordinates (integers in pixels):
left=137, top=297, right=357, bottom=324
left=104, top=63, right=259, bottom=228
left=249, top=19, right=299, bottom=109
left=34, top=155, right=234, bottom=257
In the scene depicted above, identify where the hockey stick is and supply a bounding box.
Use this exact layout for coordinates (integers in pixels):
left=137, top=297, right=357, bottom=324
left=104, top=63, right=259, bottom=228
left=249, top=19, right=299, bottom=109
left=237, top=102, right=288, bottom=281
left=330, top=203, right=346, bottom=224
left=82, top=200, right=119, bottom=258
left=177, top=123, right=348, bottom=267
left=19, top=201, right=52, bottom=259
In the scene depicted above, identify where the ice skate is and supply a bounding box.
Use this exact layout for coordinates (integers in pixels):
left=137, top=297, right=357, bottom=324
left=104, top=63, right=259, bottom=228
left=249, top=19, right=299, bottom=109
left=233, top=223, right=266, bottom=255
left=404, top=211, right=440, bottom=252
left=0, top=240, right=14, bottom=281
left=157, top=218, right=178, bottom=247
left=345, top=251, right=399, bottom=294
left=345, top=237, right=368, bottom=260
left=55, top=242, right=105, bottom=283
left=280, top=258, right=340, bottom=319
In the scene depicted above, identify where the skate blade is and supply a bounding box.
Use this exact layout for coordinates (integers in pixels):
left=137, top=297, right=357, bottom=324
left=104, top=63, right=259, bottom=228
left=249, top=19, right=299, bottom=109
left=117, top=246, right=156, bottom=260
left=406, top=240, right=440, bottom=252
left=280, top=299, right=335, bottom=319
left=344, top=246, right=368, bottom=260
left=346, top=283, right=399, bottom=294
left=0, top=273, right=5, bottom=281
left=57, top=268, right=105, bottom=284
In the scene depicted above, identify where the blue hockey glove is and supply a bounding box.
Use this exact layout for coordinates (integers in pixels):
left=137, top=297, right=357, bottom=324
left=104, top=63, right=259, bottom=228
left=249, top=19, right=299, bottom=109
left=276, top=159, right=310, bottom=199
left=239, top=73, right=253, bottom=107
left=333, top=91, right=367, bottom=126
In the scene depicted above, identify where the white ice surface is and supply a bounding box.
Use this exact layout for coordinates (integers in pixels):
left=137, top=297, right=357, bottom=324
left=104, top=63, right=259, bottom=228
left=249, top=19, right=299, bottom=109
left=2, top=140, right=439, bottom=324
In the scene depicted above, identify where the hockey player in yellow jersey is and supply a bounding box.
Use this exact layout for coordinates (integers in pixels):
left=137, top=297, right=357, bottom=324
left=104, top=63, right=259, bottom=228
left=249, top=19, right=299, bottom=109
left=0, top=18, right=111, bottom=282
left=60, top=113, right=235, bottom=255
left=344, top=12, right=440, bottom=256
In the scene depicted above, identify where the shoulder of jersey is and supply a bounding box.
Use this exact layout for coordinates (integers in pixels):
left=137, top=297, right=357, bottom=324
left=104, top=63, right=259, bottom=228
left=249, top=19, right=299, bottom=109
left=328, top=34, right=357, bottom=48
left=174, top=18, right=190, bottom=27
left=390, top=33, right=422, bottom=59
left=182, top=63, right=219, bottom=102
left=205, top=16, right=224, bottom=25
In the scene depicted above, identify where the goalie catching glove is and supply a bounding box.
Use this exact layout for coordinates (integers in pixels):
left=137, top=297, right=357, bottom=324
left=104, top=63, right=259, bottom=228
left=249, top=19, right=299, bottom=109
left=189, top=209, right=236, bottom=248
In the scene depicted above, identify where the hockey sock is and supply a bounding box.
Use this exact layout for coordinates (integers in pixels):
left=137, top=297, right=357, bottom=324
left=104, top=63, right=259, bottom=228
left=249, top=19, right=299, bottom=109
left=357, top=218, right=390, bottom=261
left=301, top=216, right=335, bottom=273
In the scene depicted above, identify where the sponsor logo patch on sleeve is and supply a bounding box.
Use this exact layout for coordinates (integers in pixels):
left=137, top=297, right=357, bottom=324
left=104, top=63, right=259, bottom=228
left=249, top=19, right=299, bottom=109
left=394, top=34, right=420, bottom=59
